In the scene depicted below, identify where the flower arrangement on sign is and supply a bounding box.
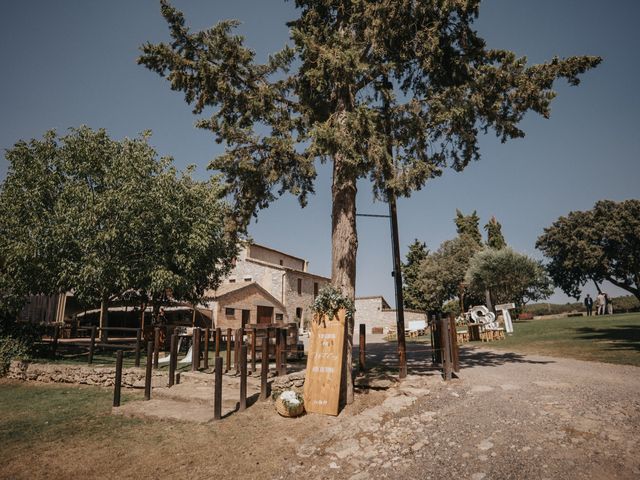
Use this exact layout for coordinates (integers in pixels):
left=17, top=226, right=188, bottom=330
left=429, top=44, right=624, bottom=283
left=275, top=390, right=305, bottom=417
left=311, top=285, right=355, bottom=325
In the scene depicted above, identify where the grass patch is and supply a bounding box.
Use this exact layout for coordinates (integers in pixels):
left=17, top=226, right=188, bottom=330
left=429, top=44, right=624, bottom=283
left=0, top=380, right=143, bottom=459
left=488, top=313, right=640, bottom=366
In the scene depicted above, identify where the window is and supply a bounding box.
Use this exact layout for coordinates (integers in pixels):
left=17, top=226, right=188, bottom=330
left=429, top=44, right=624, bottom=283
left=225, top=308, right=235, bottom=316
left=296, top=307, right=303, bottom=319
left=275, top=313, right=284, bottom=321
left=244, top=276, right=252, bottom=282
left=314, top=282, right=318, bottom=298
left=297, top=278, right=302, bottom=295
left=279, top=259, right=283, bottom=266
left=229, top=278, right=236, bottom=283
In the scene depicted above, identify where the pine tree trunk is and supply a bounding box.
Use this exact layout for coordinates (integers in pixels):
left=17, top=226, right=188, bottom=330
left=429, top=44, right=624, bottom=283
left=331, top=154, right=357, bottom=405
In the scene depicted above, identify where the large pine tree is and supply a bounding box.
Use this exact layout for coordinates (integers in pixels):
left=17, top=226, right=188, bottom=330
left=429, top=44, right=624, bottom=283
left=139, top=0, right=600, bottom=402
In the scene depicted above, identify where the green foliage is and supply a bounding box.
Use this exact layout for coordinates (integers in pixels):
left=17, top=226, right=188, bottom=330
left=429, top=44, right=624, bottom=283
left=455, top=210, right=483, bottom=245
left=536, top=199, right=640, bottom=302
left=609, top=295, right=640, bottom=313
left=0, top=312, right=41, bottom=374
left=0, top=127, right=237, bottom=311
left=402, top=239, right=429, bottom=311
left=418, top=235, right=482, bottom=311
left=485, top=216, right=507, bottom=249
left=311, top=285, right=355, bottom=321
left=139, top=1, right=600, bottom=232
left=465, top=247, right=553, bottom=308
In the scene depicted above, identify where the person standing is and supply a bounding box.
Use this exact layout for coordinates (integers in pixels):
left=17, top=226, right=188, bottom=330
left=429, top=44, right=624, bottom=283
left=596, top=292, right=605, bottom=315
left=584, top=294, right=593, bottom=316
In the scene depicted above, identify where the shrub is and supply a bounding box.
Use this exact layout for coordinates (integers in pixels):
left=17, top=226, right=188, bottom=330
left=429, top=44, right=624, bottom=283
left=0, top=313, right=41, bottom=375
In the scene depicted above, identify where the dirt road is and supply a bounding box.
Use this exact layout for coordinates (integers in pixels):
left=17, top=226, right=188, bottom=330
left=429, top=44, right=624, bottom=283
left=284, top=345, right=640, bottom=480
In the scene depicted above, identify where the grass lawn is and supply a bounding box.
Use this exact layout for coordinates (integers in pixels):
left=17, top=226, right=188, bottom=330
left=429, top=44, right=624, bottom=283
left=486, top=312, right=640, bottom=366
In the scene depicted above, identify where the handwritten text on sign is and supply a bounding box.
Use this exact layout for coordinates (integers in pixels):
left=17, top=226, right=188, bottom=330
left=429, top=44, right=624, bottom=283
left=303, top=310, right=346, bottom=416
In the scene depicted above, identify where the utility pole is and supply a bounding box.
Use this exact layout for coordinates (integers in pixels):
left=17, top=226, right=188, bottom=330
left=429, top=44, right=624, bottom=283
left=388, top=192, right=407, bottom=379
left=382, top=74, right=407, bottom=379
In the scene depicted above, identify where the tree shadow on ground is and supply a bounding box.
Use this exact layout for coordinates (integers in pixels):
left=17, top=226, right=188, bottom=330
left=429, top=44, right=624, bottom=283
left=573, top=325, right=640, bottom=352
left=458, top=346, right=554, bottom=369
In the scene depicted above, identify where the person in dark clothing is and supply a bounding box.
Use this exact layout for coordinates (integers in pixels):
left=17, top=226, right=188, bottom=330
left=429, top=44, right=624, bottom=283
left=584, top=294, right=594, bottom=316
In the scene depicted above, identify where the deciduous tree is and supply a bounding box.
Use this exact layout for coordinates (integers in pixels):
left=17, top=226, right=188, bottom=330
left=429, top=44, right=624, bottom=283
left=536, top=200, right=640, bottom=302
left=0, top=127, right=236, bottom=323
left=465, top=247, right=553, bottom=309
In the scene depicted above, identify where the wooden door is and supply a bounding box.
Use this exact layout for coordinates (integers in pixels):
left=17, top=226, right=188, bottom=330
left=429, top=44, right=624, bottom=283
left=257, top=306, right=273, bottom=324
left=242, top=309, right=250, bottom=327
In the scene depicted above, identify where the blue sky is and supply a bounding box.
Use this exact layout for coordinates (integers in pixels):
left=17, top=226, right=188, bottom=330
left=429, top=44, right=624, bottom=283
left=1, top=1, right=638, bottom=306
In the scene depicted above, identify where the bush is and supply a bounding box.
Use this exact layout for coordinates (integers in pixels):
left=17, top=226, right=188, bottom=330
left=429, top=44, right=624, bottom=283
left=0, top=313, right=41, bottom=375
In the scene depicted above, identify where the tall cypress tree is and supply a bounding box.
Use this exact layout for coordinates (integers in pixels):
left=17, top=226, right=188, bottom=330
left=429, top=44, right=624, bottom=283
left=139, top=0, right=600, bottom=402
left=485, top=216, right=507, bottom=249
left=402, top=240, right=429, bottom=311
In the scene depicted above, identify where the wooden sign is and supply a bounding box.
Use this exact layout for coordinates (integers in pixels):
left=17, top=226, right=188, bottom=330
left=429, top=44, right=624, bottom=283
left=303, top=309, right=346, bottom=416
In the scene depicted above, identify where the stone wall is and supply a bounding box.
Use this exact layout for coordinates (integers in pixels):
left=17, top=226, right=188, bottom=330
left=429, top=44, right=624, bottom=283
left=7, top=360, right=166, bottom=388
left=355, top=297, right=427, bottom=334
left=271, top=370, right=305, bottom=397
left=248, top=244, right=306, bottom=271
left=213, top=285, right=288, bottom=330
left=284, top=273, right=330, bottom=330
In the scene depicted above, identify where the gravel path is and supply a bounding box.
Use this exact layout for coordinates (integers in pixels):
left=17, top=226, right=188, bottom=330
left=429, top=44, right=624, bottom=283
left=287, top=346, right=640, bottom=480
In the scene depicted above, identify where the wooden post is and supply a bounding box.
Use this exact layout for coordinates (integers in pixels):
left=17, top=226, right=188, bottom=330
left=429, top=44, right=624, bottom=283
left=134, top=328, right=142, bottom=368
left=51, top=325, right=59, bottom=358
left=215, top=327, right=221, bottom=359
left=168, top=334, right=177, bottom=387
left=192, top=328, right=200, bottom=372
left=275, top=327, right=282, bottom=376
left=260, top=336, right=269, bottom=401
left=440, top=317, right=452, bottom=381
left=280, top=328, right=287, bottom=375
left=449, top=313, right=460, bottom=373
left=88, top=325, right=96, bottom=365
left=250, top=327, right=257, bottom=374
left=214, top=356, right=222, bottom=421
left=235, top=328, right=241, bottom=375
left=144, top=341, right=153, bottom=400
left=239, top=345, right=247, bottom=411
left=225, top=328, right=232, bottom=373
left=359, top=323, right=366, bottom=373
left=113, top=350, right=123, bottom=407
left=203, top=328, right=210, bottom=370
left=153, top=327, right=160, bottom=369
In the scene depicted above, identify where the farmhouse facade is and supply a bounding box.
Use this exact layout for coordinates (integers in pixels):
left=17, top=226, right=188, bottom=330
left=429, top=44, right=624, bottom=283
left=218, top=243, right=331, bottom=330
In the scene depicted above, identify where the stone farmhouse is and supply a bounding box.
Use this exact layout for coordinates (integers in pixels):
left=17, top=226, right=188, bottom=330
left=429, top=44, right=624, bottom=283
left=206, top=243, right=331, bottom=331
left=355, top=296, right=427, bottom=335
